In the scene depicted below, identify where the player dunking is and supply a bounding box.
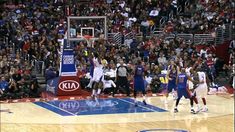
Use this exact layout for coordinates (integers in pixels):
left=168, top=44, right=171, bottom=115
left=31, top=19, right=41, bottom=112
left=174, top=68, right=199, bottom=113
left=134, top=60, right=147, bottom=107
left=91, top=52, right=104, bottom=103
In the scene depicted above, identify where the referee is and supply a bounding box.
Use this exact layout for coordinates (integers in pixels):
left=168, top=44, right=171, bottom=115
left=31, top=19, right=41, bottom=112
left=115, top=59, right=130, bottom=97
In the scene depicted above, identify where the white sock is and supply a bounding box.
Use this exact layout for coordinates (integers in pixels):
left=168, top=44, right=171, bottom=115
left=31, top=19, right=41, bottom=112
left=191, top=106, right=194, bottom=110
left=196, top=104, right=200, bottom=109
left=97, top=89, right=101, bottom=95
left=95, top=96, right=98, bottom=103
left=165, top=96, right=168, bottom=100
left=92, top=89, right=96, bottom=96
left=204, top=105, right=207, bottom=109
left=165, top=97, right=168, bottom=103
left=143, top=95, right=146, bottom=101
left=134, top=98, right=137, bottom=103
left=87, top=80, right=93, bottom=88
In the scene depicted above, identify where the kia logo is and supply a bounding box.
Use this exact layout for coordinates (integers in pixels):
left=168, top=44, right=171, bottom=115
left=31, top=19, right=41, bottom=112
left=59, top=101, right=80, bottom=111
left=59, top=80, right=80, bottom=91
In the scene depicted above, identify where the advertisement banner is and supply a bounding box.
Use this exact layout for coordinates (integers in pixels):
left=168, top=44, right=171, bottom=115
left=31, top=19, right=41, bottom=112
left=57, top=76, right=81, bottom=96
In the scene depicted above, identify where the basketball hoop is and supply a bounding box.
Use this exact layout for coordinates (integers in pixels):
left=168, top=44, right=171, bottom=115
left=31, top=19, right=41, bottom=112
left=76, top=35, right=94, bottom=47
left=83, top=35, right=93, bottom=41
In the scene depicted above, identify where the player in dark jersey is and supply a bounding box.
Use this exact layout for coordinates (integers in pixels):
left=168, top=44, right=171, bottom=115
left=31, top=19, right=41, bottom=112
left=86, top=53, right=95, bottom=89
left=166, top=64, right=178, bottom=103
left=174, top=68, right=199, bottom=113
left=133, top=60, right=147, bottom=107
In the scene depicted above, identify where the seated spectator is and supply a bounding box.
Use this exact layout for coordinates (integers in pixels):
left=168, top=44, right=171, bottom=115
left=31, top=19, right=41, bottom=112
left=77, top=66, right=89, bottom=89
left=149, top=7, right=160, bottom=17
left=150, top=75, right=161, bottom=93
left=29, top=79, right=40, bottom=98
left=102, top=74, right=116, bottom=96
left=158, top=52, right=167, bottom=66
left=140, top=18, right=150, bottom=41
left=7, top=77, right=22, bottom=99
left=145, top=72, right=152, bottom=91
left=11, top=68, right=22, bottom=88
left=0, top=76, right=9, bottom=100
left=45, top=65, right=57, bottom=81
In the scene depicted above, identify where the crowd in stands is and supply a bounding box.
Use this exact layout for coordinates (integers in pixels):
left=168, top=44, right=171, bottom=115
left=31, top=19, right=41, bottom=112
left=0, top=0, right=234, bottom=100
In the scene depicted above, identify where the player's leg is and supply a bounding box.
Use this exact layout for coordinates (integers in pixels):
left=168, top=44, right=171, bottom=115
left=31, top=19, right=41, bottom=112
left=114, top=78, right=121, bottom=97
left=192, top=92, right=200, bottom=112
left=91, top=79, right=95, bottom=96
left=91, top=78, right=101, bottom=105
left=142, top=89, right=147, bottom=105
left=196, top=85, right=208, bottom=112
left=174, top=88, right=183, bottom=113
left=201, top=97, right=208, bottom=111
left=134, top=90, right=138, bottom=107
left=201, top=85, right=208, bottom=112
left=186, top=88, right=196, bottom=113
left=174, top=97, right=181, bottom=113
left=96, top=76, right=103, bottom=96
left=124, top=79, right=130, bottom=97
left=96, top=82, right=102, bottom=96
left=201, top=88, right=208, bottom=112
left=91, top=81, right=98, bottom=99
left=165, top=84, right=171, bottom=104
left=86, top=79, right=93, bottom=89
left=133, top=78, right=139, bottom=106
left=189, top=97, right=196, bottom=113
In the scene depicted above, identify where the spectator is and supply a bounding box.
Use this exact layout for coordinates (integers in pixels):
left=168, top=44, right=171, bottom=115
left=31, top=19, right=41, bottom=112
left=140, top=18, right=150, bottom=41
left=102, top=73, right=116, bottom=96
left=45, top=65, right=57, bottom=81
left=29, top=79, right=40, bottom=98
left=0, top=76, right=9, bottom=99
left=158, top=52, right=167, bottom=66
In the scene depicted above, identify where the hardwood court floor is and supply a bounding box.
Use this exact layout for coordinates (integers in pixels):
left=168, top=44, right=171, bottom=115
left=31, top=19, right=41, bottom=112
left=0, top=95, right=234, bottom=132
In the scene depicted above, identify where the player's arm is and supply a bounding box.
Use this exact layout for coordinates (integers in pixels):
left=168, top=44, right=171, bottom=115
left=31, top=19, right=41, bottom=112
left=125, top=66, right=129, bottom=77
left=166, top=66, right=171, bottom=80
left=111, top=80, right=116, bottom=88
left=176, top=66, right=180, bottom=74
left=142, top=67, right=145, bottom=79
left=0, top=89, right=3, bottom=94
left=115, top=66, right=119, bottom=81
left=205, top=73, right=210, bottom=86
left=187, top=75, right=198, bottom=85
left=176, top=73, right=179, bottom=85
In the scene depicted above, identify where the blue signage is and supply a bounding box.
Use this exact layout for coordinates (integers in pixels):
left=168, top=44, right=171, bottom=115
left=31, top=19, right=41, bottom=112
left=60, top=39, right=76, bottom=76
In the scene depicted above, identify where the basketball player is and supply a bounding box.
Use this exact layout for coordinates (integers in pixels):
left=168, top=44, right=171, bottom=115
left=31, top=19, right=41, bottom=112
left=133, top=60, right=147, bottom=107
left=91, top=52, right=104, bottom=102
left=86, top=53, right=95, bottom=89
left=185, top=62, right=194, bottom=90
left=174, top=68, right=199, bottom=113
left=185, top=63, right=196, bottom=103
left=166, top=63, right=178, bottom=103
left=193, top=67, right=209, bottom=112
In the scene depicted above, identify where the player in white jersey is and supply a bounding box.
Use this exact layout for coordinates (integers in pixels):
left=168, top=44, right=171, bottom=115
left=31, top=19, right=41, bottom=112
left=194, top=67, right=209, bottom=112
left=186, top=66, right=194, bottom=91
left=91, top=52, right=104, bottom=103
